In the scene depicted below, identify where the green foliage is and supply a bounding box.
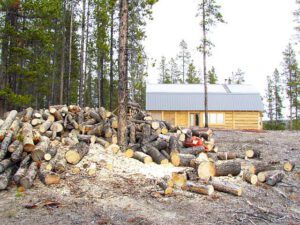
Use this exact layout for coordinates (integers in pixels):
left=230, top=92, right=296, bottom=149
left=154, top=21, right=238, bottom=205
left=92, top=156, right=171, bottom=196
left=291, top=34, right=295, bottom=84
left=0, top=88, right=32, bottom=107
left=208, top=66, right=217, bottom=84
left=263, top=121, right=286, bottom=130
left=186, top=62, right=200, bottom=84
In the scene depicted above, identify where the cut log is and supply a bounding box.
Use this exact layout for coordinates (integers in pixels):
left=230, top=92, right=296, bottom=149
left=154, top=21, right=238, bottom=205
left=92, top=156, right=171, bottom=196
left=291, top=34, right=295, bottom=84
left=283, top=161, right=295, bottom=172
left=39, top=115, right=55, bottom=134
left=0, top=159, right=14, bottom=173
left=172, top=172, right=187, bottom=187
left=106, top=144, right=120, bottom=154
left=23, top=107, right=34, bottom=122
left=132, top=151, right=153, bottom=164
left=217, top=152, right=240, bottom=160
left=257, top=170, right=280, bottom=183
left=33, top=112, right=42, bottom=119
left=209, top=179, right=242, bottom=196
left=39, top=163, right=60, bottom=185
left=0, top=131, right=13, bottom=160
left=65, top=142, right=89, bottom=165
left=124, top=148, right=134, bottom=158
left=157, top=180, right=173, bottom=195
left=243, top=171, right=258, bottom=185
left=77, top=134, right=95, bottom=144
left=265, top=171, right=284, bottom=186
left=19, top=162, right=38, bottom=189
left=172, top=154, right=196, bottom=167
left=0, top=167, right=14, bottom=190
left=142, top=145, right=168, bottom=164
left=10, top=119, right=20, bottom=135
left=110, top=117, right=118, bottom=129
left=103, top=123, right=113, bottom=138
left=180, top=146, right=205, bottom=155
left=151, top=121, right=160, bottom=130
left=195, top=161, right=216, bottom=180
left=67, top=114, right=79, bottom=129
left=142, top=124, right=151, bottom=144
left=87, top=122, right=104, bottom=136
left=191, top=130, right=209, bottom=141
left=11, top=144, right=24, bottom=162
left=31, top=118, right=43, bottom=126
left=31, top=136, right=50, bottom=162
left=245, top=149, right=261, bottom=158
left=161, top=150, right=171, bottom=161
left=149, top=139, right=168, bottom=151
left=89, top=110, right=102, bottom=122
left=95, top=137, right=110, bottom=148
left=50, top=122, right=64, bottom=140
left=0, top=110, right=18, bottom=141
left=13, top=155, right=31, bottom=184
left=215, top=161, right=241, bottom=177
left=182, top=181, right=214, bottom=195
left=0, top=119, right=4, bottom=128
left=44, top=147, right=57, bottom=161
left=32, top=130, right=41, bottom=144
left=8, top=140, right=21, bottom=153
left=249, top=162, right=275, bottom=174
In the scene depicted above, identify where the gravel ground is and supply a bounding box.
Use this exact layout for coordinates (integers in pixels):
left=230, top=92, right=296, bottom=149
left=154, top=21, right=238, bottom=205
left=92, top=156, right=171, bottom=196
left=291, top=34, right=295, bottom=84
left=0, top=130, right=299, bottom=225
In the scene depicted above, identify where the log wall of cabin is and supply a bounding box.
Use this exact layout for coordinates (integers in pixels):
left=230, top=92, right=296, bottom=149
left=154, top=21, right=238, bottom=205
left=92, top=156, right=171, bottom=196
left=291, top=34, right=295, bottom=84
left=148, top=111, right=263, bottom=130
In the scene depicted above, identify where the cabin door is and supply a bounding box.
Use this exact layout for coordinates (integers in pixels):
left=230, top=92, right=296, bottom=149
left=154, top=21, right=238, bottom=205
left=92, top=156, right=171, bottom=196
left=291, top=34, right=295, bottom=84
left=190, top=113, right=200, bottom=127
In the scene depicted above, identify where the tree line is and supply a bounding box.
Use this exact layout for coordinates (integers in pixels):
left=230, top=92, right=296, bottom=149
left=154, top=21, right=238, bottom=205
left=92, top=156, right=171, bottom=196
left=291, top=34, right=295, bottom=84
left=0, top=0, right=157, bottom=115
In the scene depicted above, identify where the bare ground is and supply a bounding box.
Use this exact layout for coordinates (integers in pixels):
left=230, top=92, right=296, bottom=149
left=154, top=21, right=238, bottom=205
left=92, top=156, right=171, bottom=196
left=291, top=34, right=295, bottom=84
left=0, top=130, right=300, bottom=225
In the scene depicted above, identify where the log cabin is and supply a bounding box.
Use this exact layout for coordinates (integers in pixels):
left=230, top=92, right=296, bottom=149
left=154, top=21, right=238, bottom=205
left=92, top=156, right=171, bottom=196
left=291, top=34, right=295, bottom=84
left=146, top=84, right=264, bottom=130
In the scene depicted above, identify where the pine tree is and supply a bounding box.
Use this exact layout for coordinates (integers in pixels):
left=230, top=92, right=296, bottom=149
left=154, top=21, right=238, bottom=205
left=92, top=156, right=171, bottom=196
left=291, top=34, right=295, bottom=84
left=169, top=58, right=181, bottom=84
left=177, top=40, right=191, bottom=83
left=186, top=62, right=200, bottom=84
left=282, top=43, right=298, bottom=127
left=231, top=68, right=245, bottom=84
left=265, top=75, right=275, bottom=122
left=273, top=69, right=283, bottom=122
left=198, top=0, right=225, bottom=128
left=208, top=66, right=218, bottom=84
left=158, top=56, right=171, bottom=84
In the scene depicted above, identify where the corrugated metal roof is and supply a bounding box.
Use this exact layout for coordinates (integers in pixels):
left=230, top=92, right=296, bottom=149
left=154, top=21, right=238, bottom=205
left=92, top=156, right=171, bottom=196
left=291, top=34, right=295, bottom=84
left=146, top=84, right=260, bottom=94
left=146, top=84, right=264, bottom=112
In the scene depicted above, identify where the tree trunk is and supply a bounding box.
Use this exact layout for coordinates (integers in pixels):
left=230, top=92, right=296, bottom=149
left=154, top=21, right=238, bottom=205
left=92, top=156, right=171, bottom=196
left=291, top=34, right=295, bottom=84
left=283, top=161, right=295, bottom=172
left=0, top=110, right=17, bottom=141
left=78, top=0, right=86, bottom=107
left=245, top=149, right=261, bottom=158
left=67, top=0, right=73, bottom=105
left=109, top=5, right=115, bottom=111
left=202, top=2, right=208, bottom=128
left=59, top=2, right=66, bottom=105
left=118, top=0, right=129, bottom=149
left=39, top=163, right=60, bottom=185
left=215, top=161, right=241, bottom=177
left=209, top=178, right=242, bottom=196
left=22, top=123, right=35, bottom=152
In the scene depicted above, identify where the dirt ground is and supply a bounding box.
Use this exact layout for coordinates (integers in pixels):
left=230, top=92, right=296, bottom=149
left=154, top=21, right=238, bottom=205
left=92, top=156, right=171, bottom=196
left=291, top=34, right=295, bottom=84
left=0, top=130, right=299, bottom=225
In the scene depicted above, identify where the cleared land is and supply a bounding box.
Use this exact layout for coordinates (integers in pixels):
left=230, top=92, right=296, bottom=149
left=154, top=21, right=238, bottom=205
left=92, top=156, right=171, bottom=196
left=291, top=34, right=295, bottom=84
left=0, top=130, right=299, bottom=225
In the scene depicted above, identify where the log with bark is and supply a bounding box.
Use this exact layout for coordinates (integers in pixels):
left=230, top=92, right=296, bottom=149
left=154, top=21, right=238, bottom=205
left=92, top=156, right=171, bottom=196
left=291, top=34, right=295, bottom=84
left=249, top=162, right=275, bottom=174
left=132, top=151, right=153, bottom=164
left=217, top=151, right=243, bottom=160
left=0, top=167, right=14, bottom=190
left=65, top=142, right=89, bottom=165
left=172, top=154, right=196, bottom=167
left=265, top=171, right=284, bottom=186
left=182, top=181, right=214, bottom=195
left=22, top=123, right=35, bottom=152
left=180, top=146, right=205, bottom=155
left=23, top=107, right=34, bottom=122
left=209, top=178, right=242, bottom=196
left=142, top=145, right=168, bottom=164
left=39, top=163, right=60, bottom=185
left=243, top=171, right=258, bottom=185
left=8, top=140, right=21, bottom=153
left=245, top=149, right=261, bottom=159
left=31, top=136, right=50, bottom=162
left=0, top=110, right=18, bottom=141
left=20, top=162, right=38, bottom=189
left=0, top=131, right=13, bottom=160
left=13, top=155, right=31, bottom=184
left=283, top=161, right=295, bottom=172
left=157, top=180, right=173, bottom=195
left=44, top=147, right=58, bottom=161
left=215, top=161, right=241, bottom=177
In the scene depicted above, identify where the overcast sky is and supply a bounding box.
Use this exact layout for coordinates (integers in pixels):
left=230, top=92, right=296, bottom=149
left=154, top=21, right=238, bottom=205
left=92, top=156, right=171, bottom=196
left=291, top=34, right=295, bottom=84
left=144, top=0, right=298, bottom=97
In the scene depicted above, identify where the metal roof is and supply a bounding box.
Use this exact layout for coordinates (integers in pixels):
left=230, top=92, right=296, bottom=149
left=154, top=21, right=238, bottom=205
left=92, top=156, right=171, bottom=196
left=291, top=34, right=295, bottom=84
left=146, top=84, right=264, bottom=112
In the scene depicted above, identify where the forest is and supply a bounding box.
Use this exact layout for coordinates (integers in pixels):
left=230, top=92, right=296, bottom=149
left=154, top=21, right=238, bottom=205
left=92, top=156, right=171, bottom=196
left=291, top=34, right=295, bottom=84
left=0, top=0, right=157, bottom=114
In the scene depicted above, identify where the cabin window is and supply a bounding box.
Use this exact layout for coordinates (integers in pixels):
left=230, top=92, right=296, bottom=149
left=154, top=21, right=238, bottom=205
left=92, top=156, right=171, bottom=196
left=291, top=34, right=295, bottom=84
left=203, top=113, right=224, bottom=124
left=190, top=113, right=200, bottom=126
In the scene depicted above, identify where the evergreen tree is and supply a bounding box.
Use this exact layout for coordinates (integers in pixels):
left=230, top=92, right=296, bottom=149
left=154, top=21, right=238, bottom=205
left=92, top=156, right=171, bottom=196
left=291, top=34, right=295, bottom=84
left=265, top=75, right=275, bottom=122
left=282, top=43, right=298, bottom=127
left=169, top=58, right=181, bottom=84
left=186, top=62, right=200, bottom=84
left=273, top=69, right=283, bottom=122
left=231, top=68, right=245, bottom=84
left=177, top=40, right=191, bottom=83
left=158, top=56, right=171, bottom=84
left=208, top=66, right=218, bottom=84
left=198, top=0, right=225, bottom=128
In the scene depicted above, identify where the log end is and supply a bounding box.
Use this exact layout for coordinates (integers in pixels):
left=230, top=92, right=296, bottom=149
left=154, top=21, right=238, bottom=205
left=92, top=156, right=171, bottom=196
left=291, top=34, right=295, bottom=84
left=124, top=149, right=134, bottom=158
left=23, top=143, right=35, bottom=152
left=197, top=161, right=216, bottom=180
left=170, top=153, right=180, bottom=167
left=283, top=162, right=295, bottom=172
left=65, top=150, right=81, bottom=165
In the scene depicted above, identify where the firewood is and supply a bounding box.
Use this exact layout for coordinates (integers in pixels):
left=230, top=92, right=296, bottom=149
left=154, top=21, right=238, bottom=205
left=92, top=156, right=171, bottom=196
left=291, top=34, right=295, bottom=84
left=110, top=117, right=118, bottom=129
left=142, top=124, right=151, bottom=144
left=169, top=136, right=180, bottom=155
left=142, top=145, right=168, bottom=164
left=67, top=114, right=79, bottom=129
left=31, top=136, right=50, bottom=162
left=194, top=161, right=216, bottom=180
left=265, top=171, right=284, bottom=186
left=160, top=150, right=171, bottom=161
left=98, top=107, right=107, bottom=120
left=151, top=121, right=160, bottom=130
left=157, top=180, right=173, bottom=195
left=257, top=170, right=280, bottom=183
left=39, top=163, right=60, bottom=185
left=20, top=162, right=38, bottom=189
left=0, top=159, right=14, bottom=173
left=245, top=149, right=261, bottom=158
left=0, top=110, right=18, bottom=141
left=10, top=119, right=20, bottom=135
left=77, top=134, right=95, bottom=144
left=0, top=131, right=13, bottom=160
left=31, top=118, right=43, bottom=126
left=133, top=151, right=153, bottom=164
left=185, top=168, right=198, bottom=181
left=172, top=172, right=187, bottom=187
left=0, top=167, right=14, bottom=190
left=89, top=110, right=102, bottom=122
left=44, top=147, right=58, bottom=161
left=163, top=121, right=176, bottom=132
left=95, top=137, right=110, bottom=148
left=172, top=153, right=196, bottom=167
left=217, top=151, right=241, bottom=160
left=50, top=122, right=64, bottom=135
left=249, top=162, right=275, bottom=174
left=87, top=122, right=105, bottom=136
left=65, top=142, right=89, bottom=165
left=215, top=161, right=241, bottom=177
left=243, top=171, right=258, bottom=185
left=283, top=161, right=295, bottom=172
left=11, top=144, right=24, bottom=162
left=149, top=139, right=168, bottom=150
left=191, top=130, right=209, bottom=141
left=32, top=130, right=41, bottom=144
left=209, top=178, right=242, bottom=196
left=81, top=118, right=97, bottom=126
left=124, top=148, right=134, bottom=158
left=103, top=123, right=113, bottom=138
left=0, top=119, right=4, bottom=128
left=33, top=112, right=42, bottom=119
left=204, top=139, right=215, bottom=152
left=106, top=144, right=120, bottom=154
left=180, top=146, right=205, bottom=155
left=8, top=140, right=21, bottom=153
left=39, top=115, right=55, bottom=133
left=68, top=105, right=81, bottom=113
left=182, top=181, right=214, bottom=195
left=13, top=155, right=31, bottom=184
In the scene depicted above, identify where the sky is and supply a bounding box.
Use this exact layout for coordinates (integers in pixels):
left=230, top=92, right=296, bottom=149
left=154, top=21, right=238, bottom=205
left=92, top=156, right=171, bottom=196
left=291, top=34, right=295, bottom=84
left=144, top=0, right=298, bottom=98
